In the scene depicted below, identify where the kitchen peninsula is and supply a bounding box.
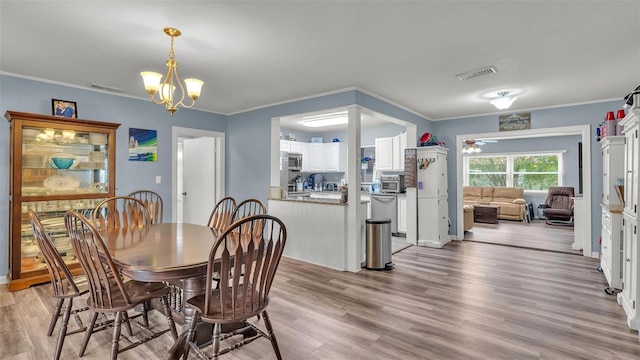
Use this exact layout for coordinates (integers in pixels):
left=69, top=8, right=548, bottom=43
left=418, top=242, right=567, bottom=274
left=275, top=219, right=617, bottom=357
left=269, top=194, right=367, bottom=271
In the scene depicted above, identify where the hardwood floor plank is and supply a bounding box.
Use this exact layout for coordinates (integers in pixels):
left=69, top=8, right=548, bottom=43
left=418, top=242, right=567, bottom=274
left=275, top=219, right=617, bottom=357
left=2, top=240, right=640, bottom=359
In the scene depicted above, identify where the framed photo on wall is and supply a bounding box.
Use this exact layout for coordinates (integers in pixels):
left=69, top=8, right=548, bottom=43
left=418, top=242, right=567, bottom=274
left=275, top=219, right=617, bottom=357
left=128, top=128, right=158, bottom=162
left=51, top=99, right=77, bottom=118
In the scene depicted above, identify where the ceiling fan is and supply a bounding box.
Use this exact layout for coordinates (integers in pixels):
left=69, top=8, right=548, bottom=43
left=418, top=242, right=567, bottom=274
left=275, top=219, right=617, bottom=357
left=462, top=139, right=498, bottom=154
left=463, top=139, right=498, bottom=146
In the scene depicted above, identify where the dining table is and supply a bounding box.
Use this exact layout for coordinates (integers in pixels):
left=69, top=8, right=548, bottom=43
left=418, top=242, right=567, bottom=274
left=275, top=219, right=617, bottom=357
left=101, top=222, right=228, bottom=359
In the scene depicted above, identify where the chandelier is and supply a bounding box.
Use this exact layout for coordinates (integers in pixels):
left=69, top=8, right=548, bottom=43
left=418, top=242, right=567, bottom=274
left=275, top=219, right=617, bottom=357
left=140, top=27, right=204, bottom=115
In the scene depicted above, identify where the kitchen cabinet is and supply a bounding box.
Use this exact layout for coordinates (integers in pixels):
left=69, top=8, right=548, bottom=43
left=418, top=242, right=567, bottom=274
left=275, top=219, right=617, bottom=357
left=375, top=133, right=407, bottom=172
left=618, top=108, right=640, bottom=330
left=375, top=137, right=394, bottom=171
left=324, top=142, right=347, bottom=172
left=289, top=141, right=309, bottom=171
left=280, top=139, right=290, bottom=152
left=600, top=137, right=625, bottom=294
left=5, top=111, right=120, bottom=291
left=415, top=146, right=450, bottom=248
left=308, top=143, right=326, bottom=172
left=397, top=194, right=407, bottom=234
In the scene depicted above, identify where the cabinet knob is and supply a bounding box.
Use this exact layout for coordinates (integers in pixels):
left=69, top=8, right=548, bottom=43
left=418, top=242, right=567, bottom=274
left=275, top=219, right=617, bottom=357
left=626, top=258, right=631, bottom=262
left=182, top=192, right=187, bottom=196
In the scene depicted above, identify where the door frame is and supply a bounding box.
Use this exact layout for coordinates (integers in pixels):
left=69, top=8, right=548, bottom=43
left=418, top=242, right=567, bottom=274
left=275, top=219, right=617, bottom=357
left=455, top=124, right=592, bottom=257
left=172, top=126, right=226, bottom=222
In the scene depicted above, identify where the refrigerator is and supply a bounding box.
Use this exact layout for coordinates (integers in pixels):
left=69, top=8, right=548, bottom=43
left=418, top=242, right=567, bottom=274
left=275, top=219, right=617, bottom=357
left=405, top=146, right=450, bottom=248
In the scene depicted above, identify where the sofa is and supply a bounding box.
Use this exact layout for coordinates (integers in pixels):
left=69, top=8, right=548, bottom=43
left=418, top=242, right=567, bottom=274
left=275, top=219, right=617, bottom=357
left=463, top=186, right=527, bottom=221
left=463, top=205, right=474, bottom=231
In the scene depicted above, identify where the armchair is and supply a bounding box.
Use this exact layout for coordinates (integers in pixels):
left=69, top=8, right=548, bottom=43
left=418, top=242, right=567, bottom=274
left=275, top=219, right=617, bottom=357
left=540, top=186, right=575, bottom=226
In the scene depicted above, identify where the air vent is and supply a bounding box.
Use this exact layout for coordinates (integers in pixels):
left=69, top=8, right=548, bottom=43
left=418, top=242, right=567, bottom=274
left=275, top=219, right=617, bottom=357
left=456, top=66, right=497, bottom=81
left=89, top=83, right=125, bottom=93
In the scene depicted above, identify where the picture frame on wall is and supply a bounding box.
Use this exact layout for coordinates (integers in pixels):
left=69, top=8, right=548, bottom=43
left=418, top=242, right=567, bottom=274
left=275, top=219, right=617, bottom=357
left=499, top=112, right=531, bottom=131
left=128, top=128, right=158, bottom=162
left=51, top=99, right=77, bottom=118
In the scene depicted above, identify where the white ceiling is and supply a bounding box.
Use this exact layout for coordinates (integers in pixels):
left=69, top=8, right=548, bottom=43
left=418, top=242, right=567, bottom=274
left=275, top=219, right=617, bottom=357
left=1, top=1, right=639, bottom=121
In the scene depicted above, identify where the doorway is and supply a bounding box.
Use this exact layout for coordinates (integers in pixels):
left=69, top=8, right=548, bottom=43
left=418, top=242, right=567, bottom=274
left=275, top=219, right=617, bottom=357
left=172, top=127, right=225, bottom=224
left=455, top=125, right=592, bottom=257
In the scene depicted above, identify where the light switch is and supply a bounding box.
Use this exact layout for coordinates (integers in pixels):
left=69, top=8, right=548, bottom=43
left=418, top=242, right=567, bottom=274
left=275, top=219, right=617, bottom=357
left=155, top=176, right=161, bottom=184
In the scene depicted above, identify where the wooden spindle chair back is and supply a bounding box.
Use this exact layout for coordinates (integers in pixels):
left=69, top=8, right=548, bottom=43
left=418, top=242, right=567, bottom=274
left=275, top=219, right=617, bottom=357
left=92, top=196, right=150, bottom=232
left=207, top=196, right=237, bottom=231
left=127, top=190, right=164, bottom=224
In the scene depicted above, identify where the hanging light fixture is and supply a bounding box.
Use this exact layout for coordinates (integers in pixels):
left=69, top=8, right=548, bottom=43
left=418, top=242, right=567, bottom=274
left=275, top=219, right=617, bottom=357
left=489, top=91, right=517, bottom=110
left=140, top=27, right=204, bottom=115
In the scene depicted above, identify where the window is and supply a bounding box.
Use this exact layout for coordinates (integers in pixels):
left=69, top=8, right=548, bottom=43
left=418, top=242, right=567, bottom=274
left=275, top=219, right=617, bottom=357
left=464, top=152, right=562, bottom=192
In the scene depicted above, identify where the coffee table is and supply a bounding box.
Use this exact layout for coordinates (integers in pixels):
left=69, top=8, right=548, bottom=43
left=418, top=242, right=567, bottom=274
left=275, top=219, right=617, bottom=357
left=473, top=205, right=500, bottom=224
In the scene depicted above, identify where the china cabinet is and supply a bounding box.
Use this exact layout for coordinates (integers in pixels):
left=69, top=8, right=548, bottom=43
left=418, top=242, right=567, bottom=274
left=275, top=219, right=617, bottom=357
left=5, top=111, right=120, bottom=291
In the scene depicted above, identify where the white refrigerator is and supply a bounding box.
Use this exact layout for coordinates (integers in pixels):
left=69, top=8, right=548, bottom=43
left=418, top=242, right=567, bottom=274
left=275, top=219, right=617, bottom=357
left=405, top=146, right=450, bottom=248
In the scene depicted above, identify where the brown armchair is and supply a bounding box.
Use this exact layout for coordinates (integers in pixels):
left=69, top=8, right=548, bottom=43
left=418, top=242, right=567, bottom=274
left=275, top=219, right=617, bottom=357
left=540, top=187, right=574, bottom=225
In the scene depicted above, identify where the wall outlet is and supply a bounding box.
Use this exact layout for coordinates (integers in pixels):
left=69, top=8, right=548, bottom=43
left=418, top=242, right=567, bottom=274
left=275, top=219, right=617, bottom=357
left=155, top=176, right=161, bottom=184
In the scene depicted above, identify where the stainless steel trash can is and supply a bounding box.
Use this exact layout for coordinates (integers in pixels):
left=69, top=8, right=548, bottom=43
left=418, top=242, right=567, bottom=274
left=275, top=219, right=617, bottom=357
left=365, top=218, right=393, bottom=270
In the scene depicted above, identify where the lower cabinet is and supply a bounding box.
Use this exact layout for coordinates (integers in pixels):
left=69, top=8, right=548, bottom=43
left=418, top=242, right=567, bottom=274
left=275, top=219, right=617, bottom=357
left=397, top=194, right=407, bottom=234
left=618, top=215, right=640, bottom=330
left=601, top=207, right=623, bottom=292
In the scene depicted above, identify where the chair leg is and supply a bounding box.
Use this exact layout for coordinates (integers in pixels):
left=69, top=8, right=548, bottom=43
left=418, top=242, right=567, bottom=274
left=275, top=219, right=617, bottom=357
left=183, top=313, right=200, bottom=360
left=54, top=298, right=73, bottom=360
left=160, top=295, right=178, bottom=340
left=212, top=323, right=222, bottom=358
left=122, top=310, right=134, bottom=336
left=48, top=298, right=64, bottom=336
left=110, top=311, right=124, bottom=360
left=141, top=301, right=150, bottom=328
left=79, top=312, right=99, bottom=357
left=262, top=310, right=282, bottom=360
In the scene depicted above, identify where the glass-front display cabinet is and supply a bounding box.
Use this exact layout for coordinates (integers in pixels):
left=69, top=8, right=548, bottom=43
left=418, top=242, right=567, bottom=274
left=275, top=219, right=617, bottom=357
left=5, top=111, right=120, bottom=291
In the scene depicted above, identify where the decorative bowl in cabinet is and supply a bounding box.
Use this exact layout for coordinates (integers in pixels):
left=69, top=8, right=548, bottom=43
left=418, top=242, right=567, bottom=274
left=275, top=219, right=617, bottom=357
left=43, top=173, right=80, bottom=191
left=48, top=153, right=78, bottom=169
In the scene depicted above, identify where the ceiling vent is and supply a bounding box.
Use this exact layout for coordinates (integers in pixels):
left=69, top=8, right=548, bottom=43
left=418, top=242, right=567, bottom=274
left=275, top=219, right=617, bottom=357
left=89, top=83, right=125, bottom=93
left=456, top=66, right=497, bottom=81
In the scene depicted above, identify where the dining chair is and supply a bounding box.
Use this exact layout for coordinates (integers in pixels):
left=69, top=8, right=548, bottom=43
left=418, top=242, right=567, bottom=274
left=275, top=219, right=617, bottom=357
left=92, top=196, right=151, bottom=232
left=127, top=190, right=164, bottom=224
left=29, top=209, right=91, bottom=360
left=231, top=198, right=266, bottom=222
left=64, top=210, right=178, bottom=360
left=207, top=196, right=237, bottom=231
left=184, top=214, right=287, bottom=360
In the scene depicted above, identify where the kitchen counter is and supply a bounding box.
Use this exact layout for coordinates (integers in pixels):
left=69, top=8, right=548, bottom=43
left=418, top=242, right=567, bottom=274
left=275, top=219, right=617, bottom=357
left=269, top=197, right=346, bottom=205
left=268, top=196, right=368, bottom=272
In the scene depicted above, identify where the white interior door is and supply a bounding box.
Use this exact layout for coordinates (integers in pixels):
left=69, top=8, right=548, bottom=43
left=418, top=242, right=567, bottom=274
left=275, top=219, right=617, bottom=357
left=182, top=137, right=217, bottom=225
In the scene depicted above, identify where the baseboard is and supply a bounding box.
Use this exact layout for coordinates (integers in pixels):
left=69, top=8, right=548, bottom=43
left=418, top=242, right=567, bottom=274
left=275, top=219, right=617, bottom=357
left=0, top=275, right=7, bottom=285
left=591, top=251, right=599, bottom=259
left=418, top=237, right=451, bottom=248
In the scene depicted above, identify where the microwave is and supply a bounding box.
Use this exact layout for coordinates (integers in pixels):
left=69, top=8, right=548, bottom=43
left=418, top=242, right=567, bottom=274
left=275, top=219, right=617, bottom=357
left=288, top=152, right=302, bottom=171
left=381, top=175, right=405, bottom=193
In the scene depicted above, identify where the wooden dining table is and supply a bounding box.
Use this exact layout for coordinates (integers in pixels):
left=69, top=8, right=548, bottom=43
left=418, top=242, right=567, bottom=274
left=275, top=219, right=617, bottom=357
left=101, top=222, right=225, bottom=359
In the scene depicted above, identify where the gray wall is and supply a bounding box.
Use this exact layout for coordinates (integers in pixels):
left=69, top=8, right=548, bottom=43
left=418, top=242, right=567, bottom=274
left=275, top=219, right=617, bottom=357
left=467, top=135, right=582, bottom=213
left=435, top=100, right=625, bottom=252
left=0, top=74, right=226, bottom=278
left=0, top=72, right=622, bottom=279
left=226, top=90, right=431, bottom=203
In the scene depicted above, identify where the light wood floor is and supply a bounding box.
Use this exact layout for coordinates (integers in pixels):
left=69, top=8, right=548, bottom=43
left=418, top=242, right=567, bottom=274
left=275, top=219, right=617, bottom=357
left=464, top=218, right=581, bottom=255
left=2, top=241, right=639, bottom=360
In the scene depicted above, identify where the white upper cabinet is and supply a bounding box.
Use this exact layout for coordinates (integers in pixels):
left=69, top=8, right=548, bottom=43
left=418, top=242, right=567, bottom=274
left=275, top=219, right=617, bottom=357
left=280, top=140, right=291, bottom=152
left=308, top=143, right=326, bottom=172
left=324, top=142, right=347, bottom=172
left=375, top=137, right=394, bottom=171
left=376, top=133, right=407, bottom=172
left=290, top=142, right=309, bottom=171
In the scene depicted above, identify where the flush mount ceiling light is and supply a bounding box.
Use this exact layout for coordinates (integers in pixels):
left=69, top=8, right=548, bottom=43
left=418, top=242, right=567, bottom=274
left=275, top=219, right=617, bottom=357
left=489, top=91, right=517, bottom=110
left=140, top=27, right=204, bottom=116
left=300, top=111, right=348, bottom=128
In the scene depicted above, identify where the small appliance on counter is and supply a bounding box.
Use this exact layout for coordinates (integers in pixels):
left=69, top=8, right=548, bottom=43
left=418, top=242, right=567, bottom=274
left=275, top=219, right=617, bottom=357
left=380, top=175, right=405, bottom=193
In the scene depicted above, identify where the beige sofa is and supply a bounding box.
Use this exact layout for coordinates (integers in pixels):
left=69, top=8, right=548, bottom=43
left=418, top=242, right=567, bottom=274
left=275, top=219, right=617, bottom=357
left=463, top=186, right=527, bottom=221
